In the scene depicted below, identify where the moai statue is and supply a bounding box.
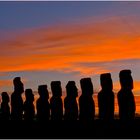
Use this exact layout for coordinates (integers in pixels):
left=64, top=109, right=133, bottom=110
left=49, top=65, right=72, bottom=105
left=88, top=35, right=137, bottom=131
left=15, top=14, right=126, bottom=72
left=11, top=77, right=24, bottom=120
left=98, top=73, right=114, bottom=120
left=23, top=89, right=35, bottom=120
left=118, top=70, right=136, bottom=120
left=79, top=78, right=95, bottom=121
left=36, top=85, right=50, bottom=121
left=50, top=81, right=63, bottom=120
left=64, top=81, right=78, bottom=120
left=1, top=92, right=10, bottom=120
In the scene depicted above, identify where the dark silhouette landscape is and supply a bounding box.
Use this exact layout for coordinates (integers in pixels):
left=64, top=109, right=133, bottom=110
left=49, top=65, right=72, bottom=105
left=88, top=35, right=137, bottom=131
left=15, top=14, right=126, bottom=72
left=0, top=69, right=140, bottom=138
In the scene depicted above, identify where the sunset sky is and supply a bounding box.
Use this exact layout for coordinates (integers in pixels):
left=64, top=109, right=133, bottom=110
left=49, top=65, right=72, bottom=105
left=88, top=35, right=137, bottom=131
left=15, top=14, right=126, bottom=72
left=0, top=1, right=140, bottom=95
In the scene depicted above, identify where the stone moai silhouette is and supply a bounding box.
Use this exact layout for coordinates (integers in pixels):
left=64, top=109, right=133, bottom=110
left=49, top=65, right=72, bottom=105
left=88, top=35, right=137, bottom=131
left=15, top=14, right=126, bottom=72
left=50, top=81, right=63, bottom=120
left=64, top=81, right=78, bottom=120
left=79, top=78, right=95, bottom=121
left=0, top=92, right=10, bottom=120
left=36, top=85, right=50, bottom=121
left=117, top=70, right=136, bottom=120
left=11, top=77, right=24, bottom=120
left=23, top=89, right=35, bottom=120
left=98, top=73, right=114, bottom=120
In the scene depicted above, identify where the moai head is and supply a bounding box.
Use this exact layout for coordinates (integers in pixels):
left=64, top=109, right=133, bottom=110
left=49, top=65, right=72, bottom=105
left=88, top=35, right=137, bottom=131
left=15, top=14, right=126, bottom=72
left=13, top=77, right=24, bottom=94
left=51, top=81, right=62, bottom=97
left=38, top=85, right=49, bottom=99
left=25, top=89, right=34, bottom=102
left=80, top=78, right=93, bottom=96
left=66, top=81, right=78, bottom=98
left=1, top=92, right=9, bottom=103
left=119, top=69, right=133, bottom=90
left=100, top=73, right=113, bottom=91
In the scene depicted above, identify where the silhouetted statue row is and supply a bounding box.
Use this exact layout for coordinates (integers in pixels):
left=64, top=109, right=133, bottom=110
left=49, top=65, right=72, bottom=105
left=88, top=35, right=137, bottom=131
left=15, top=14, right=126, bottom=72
left=0, top=69, right=136, bottom=121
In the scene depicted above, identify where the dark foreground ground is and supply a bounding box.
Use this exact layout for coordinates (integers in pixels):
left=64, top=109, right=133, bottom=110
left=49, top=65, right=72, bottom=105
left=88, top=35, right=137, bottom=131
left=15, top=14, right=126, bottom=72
left=1, top=119, right=140, bottom=139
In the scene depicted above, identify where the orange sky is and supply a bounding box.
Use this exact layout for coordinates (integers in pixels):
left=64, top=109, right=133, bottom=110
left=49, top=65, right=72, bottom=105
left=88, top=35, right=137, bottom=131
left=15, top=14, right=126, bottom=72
left=0, top=15, right=140, bottom=93
left=0, top=16, right=140, bottom=74
left=1, top=2, right=140, bottom=117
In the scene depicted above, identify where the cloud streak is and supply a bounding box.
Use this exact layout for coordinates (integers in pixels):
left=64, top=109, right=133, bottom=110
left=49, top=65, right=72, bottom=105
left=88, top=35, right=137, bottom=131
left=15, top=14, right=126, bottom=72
left=0, top=15, right=140, bottom=77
